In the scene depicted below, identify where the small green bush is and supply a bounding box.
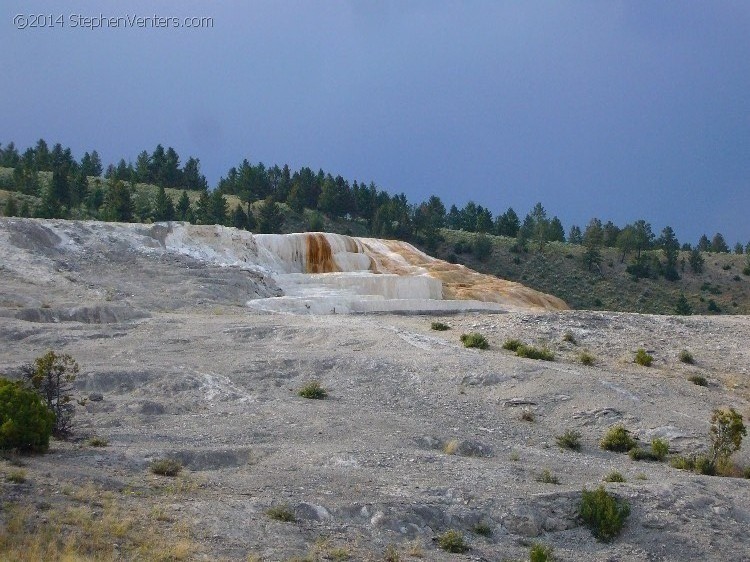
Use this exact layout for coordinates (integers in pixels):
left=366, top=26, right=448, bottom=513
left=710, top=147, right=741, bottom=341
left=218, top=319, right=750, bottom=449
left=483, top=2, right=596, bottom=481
left=150, top=458, right=182, bottom=477
left=579, top=486, right=630, bottom=542
left=461, top=333, right=488, bottom=349
left=678, top=350, right=695, bottom=364
left=634, top=348, right=653, bottom=366
left=694, top=455, right=715, bottom=475
left=266, top=504, right=296, bottom=522
left=472, top=522, right=492, bottom=537
left=743, top=466, right=750, bottom=479
left=515, top=345, right=554, bottom=361
left=628, top=447, right=657, bottom=461
left=688, top=375, right=708, bottom=387
left=536, top=469, right=560, bottom=484
left=502, top=339, right=523, bottom=351
left=298, top=381, right=328, bottom=399
left=430, top=321, right=450, bottom=331
left=556, top=429, right=582, bottom=451
left=670, top=455, right=694, bottom=470
left=437, top=529, right=468, bottom=553
left=87, top=436, right=109, bottom=447
left=651, top=438, right=669, bottom=461
left=603, top=471, right=626, bottom=483
left=529, top=543, right=554, bottom=562
left=579, top=352, right=595, bottom=366
left=600, top=426, right=637, bottom=452
left=0, top=378, right=55, bottom=453
left=6, top=469, right=27, bottom=483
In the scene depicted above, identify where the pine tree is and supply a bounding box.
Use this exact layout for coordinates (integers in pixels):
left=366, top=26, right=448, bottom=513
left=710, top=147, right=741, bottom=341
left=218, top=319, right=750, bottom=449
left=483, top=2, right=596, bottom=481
left=176, top=190, right=191, bottom=221
left=231, top=203, right=248, bottom=230
left=103, top=179, right=134, bottom=222
left=154, top=186, right=175, bottom=221
left=675, top=293, right=692, bottom=315
left=256, top=197, right=285, bottom=234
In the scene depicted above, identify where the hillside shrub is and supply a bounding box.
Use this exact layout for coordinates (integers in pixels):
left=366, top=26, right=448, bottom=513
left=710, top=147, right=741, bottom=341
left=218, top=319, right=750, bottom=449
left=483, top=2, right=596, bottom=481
left=21, top=351, right=79, bottom=438
left=536, top=469, right=560, bottom=484
left=688, top=375, right=708, bottom=387
left=430, top=321, right=450, bottom=331
left=678, top=350, right=694, bottom=364
left=502, top=338, right=523, bottom=351
left=562, top=331, right=577, bottom=344
left=579, top=351, right=595, bottom=365
left=579, top=486, right=630, bottom=542
left=298, top=381, right=328, bottom=399
left=556, top=429, right=582, bottom=451
left=709, top=408, right=746, bottom=465
left=0, top=378, right=55, bottom=453
left=515, top=345, right=554, bottom=361
left=461, top=333, right=488, bottom=349
left=529, top=543, right=554, bottom=562
left=471, top=521, right=492, bottom=537
left=600, top=426, right=637, bottom=452
left=150, top=458, right=182, bottom=476
left=437, top=529, right=468, bottom=553
left=603, top=471, right=626, bottom=483
left=634, top=348, right=652, bottom=366
left=266, top=504, right=296, bottom=522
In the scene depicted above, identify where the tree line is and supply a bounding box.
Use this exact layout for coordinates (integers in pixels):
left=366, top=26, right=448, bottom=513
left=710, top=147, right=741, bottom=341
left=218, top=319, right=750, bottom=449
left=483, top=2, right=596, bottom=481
left=1, top=138, right=748, bottom=266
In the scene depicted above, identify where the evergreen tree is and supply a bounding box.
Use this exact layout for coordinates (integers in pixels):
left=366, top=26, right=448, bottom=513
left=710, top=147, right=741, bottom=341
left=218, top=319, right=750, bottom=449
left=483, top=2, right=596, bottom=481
left=476, top=207, right=493, bottom=233
left=231, top=203, right=248, bottom=230
left=90, top=150, right=103, bottom=176
left=697, top=234, right=711, bottom=252
left=256, top=197, right=285, bottom=234
left=548, top=216, right=565, bottom=242
left=447, top=204, right=462, bottom=230
left=675, top=293, right=692, bottom=315
left=582, top=218, right=604, bottom=272
left=659, top=225, right=680, bottom=281
left=135, top=151, right=152, bottom=183
left=176, top=190, right=191, bottom=221
left=688, top=248, right=704, bottom=273
left=50, top=164, right=71, bottom=207
left=494, top=207, right=520, bottom=238
left=182, top=157, right=208, bottom=191
left=0, top=142, right=20, bottom=167
left=70, top=171, right=89, bottom=207
left=103, top=179, right=134, bottom=222
left=734, top=242, right=744, bottom=255
left=34, top=139, right=51, bottom=170
left=209, top=189, right=228, bottom=225
left=153, top=186, right=176, bottom=221
left=195, top=191, right=212, bottom=224
left=568, top=225, right=583, bottom=245
left=19, top=200, right=31, bottom=218
left=163, top=147, right=182, bottom=188
left=710, top=233, right=729, bottom=253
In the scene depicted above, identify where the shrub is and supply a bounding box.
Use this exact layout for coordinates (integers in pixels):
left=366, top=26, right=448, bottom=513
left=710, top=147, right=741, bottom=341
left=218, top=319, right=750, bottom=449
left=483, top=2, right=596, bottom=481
left=461, top=333, right=488, bottom=349
left=670, top=455, right=694, bottom=470
left=473, top=234, right=493, bottom=261
left=529, top=543, right=554, bottom=562
left=298, top=381, right=328, bottom=399
left=515, top=345, right=554, bottom=361
left=579, top=486, right=630, bottom=542
left=430, top=321, right=450, bottom=331
left=21, top=351, right=80, bottom=438
left=744, top=265, right=750, bottom=276
left=472, top=522, right=492, bottom=537
left=502, top=339, right=523, bottom=351
left=634, top=349, right=652, bottom=367
left=628, top=447, right=658, bottom=461
left=150, top=458, right=182, bottom=477
left=688, top=375, right=708, bottom=387
left=603, top=471, right=625, bottom=483
left=383, top=544, right=401, bottom=562
left=6, top=469, right=27, bottom=484
left=678, top=350, right=695, bottom=364
left=707, top=299, right=721, bottom=313
left=536, top=469, right=560, bottom=484
left=600, top=426, right=637, bottom=452
left=562, top=331, right=577, bottom=344
left=0, top=378, right=55, bottom=453
left=87, top=436, right=109, bottom=447
left=651, top=438, right=669, bottom=461
left=266, top=504, right=296, bottom=522
left=579, top=352, right=595, bottom=366
left=556, top=429, right=582, bottom=451
left=744, top=466, right=750, bottom=479
left=694, top=455, right=715, bottom=475
left=436, top=529, right=468, bottom=553
left=709, top=408, right=746, bottom=465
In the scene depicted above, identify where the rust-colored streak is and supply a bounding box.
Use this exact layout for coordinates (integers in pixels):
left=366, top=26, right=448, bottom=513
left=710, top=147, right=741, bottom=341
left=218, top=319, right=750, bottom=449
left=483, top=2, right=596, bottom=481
left=305, top=233, right=339, bottom=273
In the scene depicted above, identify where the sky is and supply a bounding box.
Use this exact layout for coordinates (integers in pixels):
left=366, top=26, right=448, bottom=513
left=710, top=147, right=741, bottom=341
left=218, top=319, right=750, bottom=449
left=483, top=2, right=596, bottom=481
left=2, top=1, right=749, bottom=246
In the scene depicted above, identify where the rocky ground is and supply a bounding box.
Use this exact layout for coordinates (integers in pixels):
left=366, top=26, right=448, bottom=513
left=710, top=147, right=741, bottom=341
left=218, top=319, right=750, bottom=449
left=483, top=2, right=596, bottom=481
left=1, top=219, right=750, bottom=561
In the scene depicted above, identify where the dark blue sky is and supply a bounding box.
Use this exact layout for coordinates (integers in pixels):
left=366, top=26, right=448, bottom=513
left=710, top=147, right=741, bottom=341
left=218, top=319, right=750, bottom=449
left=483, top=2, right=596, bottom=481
left=3, top=1, right=749, bottom=245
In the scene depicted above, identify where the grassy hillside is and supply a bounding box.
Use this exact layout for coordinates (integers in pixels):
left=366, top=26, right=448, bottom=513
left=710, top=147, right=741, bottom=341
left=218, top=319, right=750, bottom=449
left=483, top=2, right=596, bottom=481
left=432, top=230, right=750, bottom=315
